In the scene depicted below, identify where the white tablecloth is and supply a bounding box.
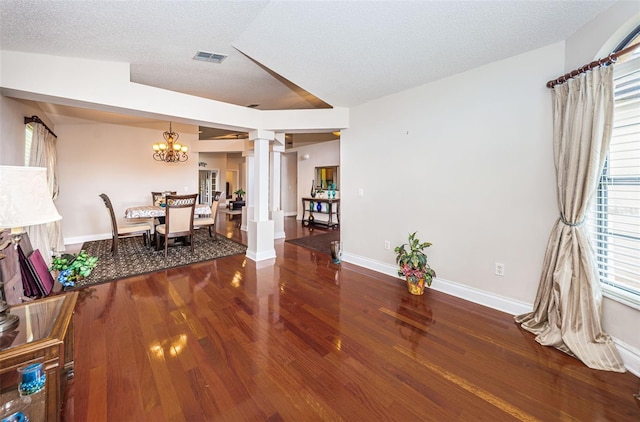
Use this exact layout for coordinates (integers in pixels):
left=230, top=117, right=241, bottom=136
left=124, top=204, right=211, bottom=219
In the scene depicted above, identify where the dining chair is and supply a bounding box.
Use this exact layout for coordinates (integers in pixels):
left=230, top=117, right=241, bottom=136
left=151, top=191, right=177, bottom=206
left=194, top=191, right=223, bottom=239
left=155, top=193, right=198, bottom=258
left=151, top=191, right=176, bottom=226
left=99, top=193, right=153, bottom=256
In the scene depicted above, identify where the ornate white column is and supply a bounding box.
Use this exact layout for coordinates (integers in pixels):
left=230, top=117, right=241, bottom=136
left=271, top=133, right=285, bottom=239
left=241, top=141, right=253, bottom=232
left=246, top=130, right=276, bottom=261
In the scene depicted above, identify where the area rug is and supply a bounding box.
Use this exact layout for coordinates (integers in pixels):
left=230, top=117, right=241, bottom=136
left=71, top=230, right=247, bottom=289
left=286, top=231, right=340, bottom=256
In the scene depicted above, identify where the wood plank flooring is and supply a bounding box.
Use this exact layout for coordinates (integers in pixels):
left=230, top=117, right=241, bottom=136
left=63, top=217, right=640, bottom=421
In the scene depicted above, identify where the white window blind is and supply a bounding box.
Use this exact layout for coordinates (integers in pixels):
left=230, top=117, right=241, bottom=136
left=588, top=42, right=640, bottom=307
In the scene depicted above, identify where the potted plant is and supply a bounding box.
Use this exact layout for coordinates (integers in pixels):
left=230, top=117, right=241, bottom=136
left=233, top=188, right=245, bottom=201
left=50, top=250, right=99, bottom=288
left=394, top=232, right=436, bottom=295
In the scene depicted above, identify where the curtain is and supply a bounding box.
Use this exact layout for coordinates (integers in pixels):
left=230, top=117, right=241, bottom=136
left=26, top=122, right=64, bottom=266
left=515, top=66, right=625, bottom=372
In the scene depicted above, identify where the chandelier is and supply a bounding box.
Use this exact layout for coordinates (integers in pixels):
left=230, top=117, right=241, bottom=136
left=152, top=122, right=188, bottom=163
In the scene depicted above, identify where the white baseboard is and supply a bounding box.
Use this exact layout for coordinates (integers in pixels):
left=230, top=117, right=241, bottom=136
left=64, top=233, right=110, bottom=246
left=246, top=249, right=276, bottom=261
left=615, top=338, right=640, bottom=378
left=342, top=251, right=640, bottom=375
left=429, top=277, right=533, bottom=316
left=342, top=252, right=395, bottom=277
left=342, top=252, right=532, bottom=315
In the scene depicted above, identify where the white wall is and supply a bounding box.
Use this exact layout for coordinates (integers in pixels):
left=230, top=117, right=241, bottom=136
left=55, top=121, right=199, bottom=243
left=281, top=152, right=298, bottom=215
left=343, top=42, right=558, bottom=304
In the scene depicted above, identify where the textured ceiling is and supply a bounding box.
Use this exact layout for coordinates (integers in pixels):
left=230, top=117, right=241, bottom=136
left=0, top=0, right=617, bottom=130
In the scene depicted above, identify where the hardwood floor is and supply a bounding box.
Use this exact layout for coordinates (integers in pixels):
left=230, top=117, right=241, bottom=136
left=63, top=217, right=640, bottom=421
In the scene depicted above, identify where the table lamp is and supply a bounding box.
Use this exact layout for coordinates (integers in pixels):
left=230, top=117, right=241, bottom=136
left=0, top=166, right=62, bottom=333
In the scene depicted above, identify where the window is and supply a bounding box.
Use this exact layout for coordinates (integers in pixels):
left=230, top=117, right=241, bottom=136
left=588, top=28, right=640, bottom=308
left=24, top=123, right=33, bottom=165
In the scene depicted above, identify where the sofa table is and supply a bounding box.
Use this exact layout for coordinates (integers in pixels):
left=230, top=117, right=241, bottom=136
left=301, top=197, right=340, bottom=228
left=0, top=292, right=78, bottom=422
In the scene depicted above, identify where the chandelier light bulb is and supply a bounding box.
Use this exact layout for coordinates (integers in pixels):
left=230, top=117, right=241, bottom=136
left=173, top=143, right=182, bottom=151
left=153, top=144, right=160, bottom=151
left=181, top=146, right=188, bottom=153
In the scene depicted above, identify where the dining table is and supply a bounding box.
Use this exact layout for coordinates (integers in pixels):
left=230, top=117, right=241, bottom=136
left=124, top=204, right=211, bottom=219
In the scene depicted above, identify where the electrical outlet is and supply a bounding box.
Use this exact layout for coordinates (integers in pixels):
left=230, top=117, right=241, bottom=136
left=384, top=240, right=390, bottom=250
left=495, top=262, right=505, bottom=276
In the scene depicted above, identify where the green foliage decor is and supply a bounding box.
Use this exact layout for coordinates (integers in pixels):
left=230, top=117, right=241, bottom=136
left=50, top=250, right=99, bottom=287
left=394, top=232, right=436, bottom=286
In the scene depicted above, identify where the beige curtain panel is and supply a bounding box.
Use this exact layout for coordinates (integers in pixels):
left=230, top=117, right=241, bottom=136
left=26, top=122, right=64, bottom=264
left=515, top=66, right=625, bottom=372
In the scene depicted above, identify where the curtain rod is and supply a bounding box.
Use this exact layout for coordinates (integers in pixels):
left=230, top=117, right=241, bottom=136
left=546, top=42, right=640, bottom=89
left=24, top=115, right=57, bottom=138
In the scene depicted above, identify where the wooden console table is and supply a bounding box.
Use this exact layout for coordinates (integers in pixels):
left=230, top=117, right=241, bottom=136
left=301, top=197, right=340, bottom=228
left=0, top=292, right=78, bottom=422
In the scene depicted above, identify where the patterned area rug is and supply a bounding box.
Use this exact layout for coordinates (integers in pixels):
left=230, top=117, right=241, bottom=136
left=71, top=230, right=246, bottom=289
left=286, top=231, right=340, bottom=256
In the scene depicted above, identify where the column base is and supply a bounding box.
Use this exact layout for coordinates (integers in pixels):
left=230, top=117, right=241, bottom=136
left=272, top=209, right=285, bottom=239
left=246, top=219, right=276, bottom=261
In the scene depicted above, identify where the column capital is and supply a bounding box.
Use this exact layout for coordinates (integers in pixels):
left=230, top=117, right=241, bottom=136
left=271, top=144, right=285, bottom=153
left=249, top=129, right=275, bottom=141
left=273, top=132, right=286, bottom=147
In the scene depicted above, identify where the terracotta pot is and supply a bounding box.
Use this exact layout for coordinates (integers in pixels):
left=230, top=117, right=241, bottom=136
left=406, top=278, right=426, bottom=295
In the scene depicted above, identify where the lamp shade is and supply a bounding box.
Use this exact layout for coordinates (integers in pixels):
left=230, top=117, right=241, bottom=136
left=0, top=166, right=62, bottom=229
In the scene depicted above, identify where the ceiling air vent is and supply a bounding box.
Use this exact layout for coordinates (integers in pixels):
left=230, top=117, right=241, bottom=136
left=193, top=51, right=227, bottom=64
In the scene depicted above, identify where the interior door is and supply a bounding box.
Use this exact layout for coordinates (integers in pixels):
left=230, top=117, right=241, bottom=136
left=198, top=170, right=218, bottom=204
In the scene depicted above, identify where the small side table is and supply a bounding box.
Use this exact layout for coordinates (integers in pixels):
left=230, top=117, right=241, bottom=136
left=301, top=197, right=340, bottom=228
left=0, top=292, right=78, bottom=422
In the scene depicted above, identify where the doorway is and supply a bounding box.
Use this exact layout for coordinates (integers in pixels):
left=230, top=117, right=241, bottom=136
left=198, top=170, right=219, bottom=204
left=226, top=169, right=238, bottom=200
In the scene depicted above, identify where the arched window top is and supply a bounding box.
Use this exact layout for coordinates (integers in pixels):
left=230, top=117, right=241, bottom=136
left=613, top=24, right=640, bottom=63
